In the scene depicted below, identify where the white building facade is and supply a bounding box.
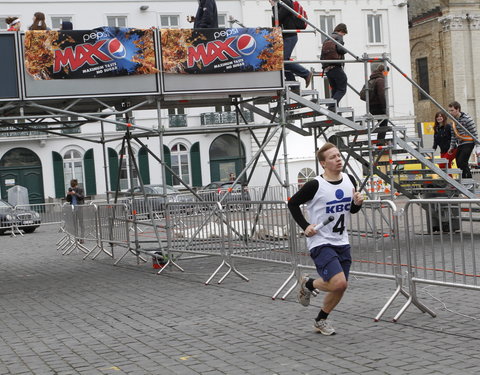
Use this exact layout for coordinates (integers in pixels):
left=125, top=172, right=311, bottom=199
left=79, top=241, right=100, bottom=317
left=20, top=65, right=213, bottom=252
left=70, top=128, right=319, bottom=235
left=0, top=0, right=413, bottom=203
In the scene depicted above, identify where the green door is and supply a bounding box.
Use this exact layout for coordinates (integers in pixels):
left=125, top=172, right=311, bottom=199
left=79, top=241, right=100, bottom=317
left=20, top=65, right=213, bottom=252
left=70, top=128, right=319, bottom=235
left=0, top=167, right=44, bottom=204
left=0, top=148, right=45, bottom=204
left=210, top=159, right=244, bottom=182
left=209, top=135, right=246, bottom=182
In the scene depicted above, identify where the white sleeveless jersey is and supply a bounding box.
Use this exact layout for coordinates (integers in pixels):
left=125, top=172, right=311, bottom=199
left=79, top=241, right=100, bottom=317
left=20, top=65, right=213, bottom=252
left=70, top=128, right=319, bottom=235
left=306, top=173, right=355, bottom=250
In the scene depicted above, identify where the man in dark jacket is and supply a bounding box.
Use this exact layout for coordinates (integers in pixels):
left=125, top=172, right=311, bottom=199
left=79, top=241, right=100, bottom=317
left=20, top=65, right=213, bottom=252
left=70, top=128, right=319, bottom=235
left=321, top=23, right=348, bottom=110
left=368, top=64, right=388, bottom=140
left=270, top=0, right=312, bottom=88
left=188, top=0, right=218, bottom=29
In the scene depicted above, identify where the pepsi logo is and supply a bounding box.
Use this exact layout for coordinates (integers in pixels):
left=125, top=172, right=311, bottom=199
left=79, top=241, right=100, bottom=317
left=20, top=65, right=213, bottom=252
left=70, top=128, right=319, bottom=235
left=107, top=38, right=126, bottom=59
left=236, top=34, right=256, bottom=56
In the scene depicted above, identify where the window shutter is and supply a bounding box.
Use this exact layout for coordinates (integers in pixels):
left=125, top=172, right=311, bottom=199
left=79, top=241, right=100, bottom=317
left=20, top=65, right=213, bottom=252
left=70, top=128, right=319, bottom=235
left=108, top=147, right=119, bottom=191
left=163, top=145, right=173, bottom=186
left=84, top=149, right=97, bottom=196
left=52, top=151, right=65, bottom=198
left=190, top=142, right=202, bottom=187
left=138, top=146, right=150, bottom=185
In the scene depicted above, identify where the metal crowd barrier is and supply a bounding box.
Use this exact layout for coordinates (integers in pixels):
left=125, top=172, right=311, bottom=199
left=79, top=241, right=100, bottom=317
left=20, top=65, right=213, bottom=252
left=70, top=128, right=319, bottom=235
left=165, top=201, right=243, bottom=283
left=393, top=199, right=480, bottom=321
left=16, top=202, right=63, bottom=226
left=95, top=203, right=134, bottom=264
left=276, top=200, right=408, bottom=320
left=52, top=195, right=480, bottom=324
left=1, top=202, right=63, bottom=237
left=57, top=204, right=90, bottom=255
left=225, top=201, right=291, bottom=264
left=0, top=205, right=17, bottom=235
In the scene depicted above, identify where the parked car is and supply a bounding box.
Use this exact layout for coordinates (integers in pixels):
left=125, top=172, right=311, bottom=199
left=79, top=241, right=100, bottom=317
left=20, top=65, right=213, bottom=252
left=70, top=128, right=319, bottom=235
left=127, top=185, right=194, bottom=216
left=199, top=182, right=251, bottom=204
left=0, top=199, right=41, bottom=234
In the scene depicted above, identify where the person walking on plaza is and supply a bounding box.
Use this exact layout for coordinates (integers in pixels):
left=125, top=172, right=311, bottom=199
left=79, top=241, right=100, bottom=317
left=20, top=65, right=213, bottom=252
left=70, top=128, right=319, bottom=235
left=447, top=101, right=478, bottom=179
left=287, top=142, right=364, bottom=335
left=269, top=0, right=313, bottom=88
left=188, top=0, right=218, bottom=29
left=6, top=17, right=21, bottom=31
left=66, top=179, right=85, bottom=243
left=433, top=111, right=456, bottom=169
left=321, top=23, right=348, bottom=111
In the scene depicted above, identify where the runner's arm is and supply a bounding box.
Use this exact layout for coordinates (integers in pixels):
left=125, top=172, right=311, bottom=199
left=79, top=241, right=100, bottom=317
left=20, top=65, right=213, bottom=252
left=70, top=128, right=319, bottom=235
left=287, top=179, right=318, bottom=230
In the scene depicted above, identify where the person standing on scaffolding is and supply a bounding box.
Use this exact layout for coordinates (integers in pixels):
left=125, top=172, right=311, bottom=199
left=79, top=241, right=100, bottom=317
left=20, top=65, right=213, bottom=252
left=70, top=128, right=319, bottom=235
left=269, top=0, right=313, bottom=89
left=321, top=23, right=348, bottom=111
left=368, top=64, right=389, bottom=140
left=447, top=101, right=478, bottom=181
left=287, top=142, right=363, bottom=335
left=433, top=111, right=456, bottom=169
left=187, top=0, right=218, bottom=29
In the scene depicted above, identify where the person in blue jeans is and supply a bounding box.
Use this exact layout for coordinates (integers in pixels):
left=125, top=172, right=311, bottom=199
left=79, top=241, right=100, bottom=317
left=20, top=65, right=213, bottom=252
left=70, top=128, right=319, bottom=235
left=447, top=101, right=478, bottom=180
left=269, top=0, right=313, bottom=88
left=66, top=179, right=85, bottom=243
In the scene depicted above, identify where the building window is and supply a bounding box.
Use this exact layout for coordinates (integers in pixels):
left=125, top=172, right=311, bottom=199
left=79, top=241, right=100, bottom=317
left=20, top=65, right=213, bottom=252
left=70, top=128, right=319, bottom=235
left=218, top=14, right=227, bottom=28
left=107, top=16, right=127, bottom=27
left=0, top=17, right=9, bottom=30
left=215, top=105, right=232, bottom=113
left=63, top=150, right=84, bottom=192
left=119, top=148, right=139, bottom=190
left=51, top=16, right=73, bottom=29
left=160, top=15, right=179, bottom=28
left=171, top=143, right=190, bottom=186
left=168, top=108, right=187, bottom=127
left=367, top=14, right=382, bottom=44
left=61, top=116, right=81, bottom=134
left=297, top=168, right=315, bottom=188
left=416, top=57, right=430, bottom=100
left=319, top=15, right=335, bottom=43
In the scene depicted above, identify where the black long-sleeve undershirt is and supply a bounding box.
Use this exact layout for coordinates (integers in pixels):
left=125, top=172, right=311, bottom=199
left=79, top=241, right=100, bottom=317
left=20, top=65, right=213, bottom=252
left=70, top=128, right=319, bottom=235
left=287, top=174, right=362, bottom=231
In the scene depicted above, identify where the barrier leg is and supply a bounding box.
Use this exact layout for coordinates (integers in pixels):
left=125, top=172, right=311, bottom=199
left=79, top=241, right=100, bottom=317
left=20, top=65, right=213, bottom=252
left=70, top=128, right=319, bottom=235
left=217, top=262, right=249, bottom=284
left=91, top=244, right=113, bottom=259
left=156, top=258, right=184, bottom=274
left=62, top=239, right=76, bottom=255
left=272, top=271, right=295, bottom=300
left=205, top=260, right=227, bottom=285
left=114, top=247, right=147, bottom=265
left=281, top=279, right=299, bottom=300
left=82, top=243, right=101, bottom=260
left=374, top=284, right=406, bottom=322
left=392, top=286, right=436, bottom=322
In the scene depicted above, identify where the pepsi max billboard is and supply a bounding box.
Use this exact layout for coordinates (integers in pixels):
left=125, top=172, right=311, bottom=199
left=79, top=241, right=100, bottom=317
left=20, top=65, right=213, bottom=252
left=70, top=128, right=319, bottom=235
left=161, top=28, right=283, bottom=74
left=24, top=27, right=158, bottom=79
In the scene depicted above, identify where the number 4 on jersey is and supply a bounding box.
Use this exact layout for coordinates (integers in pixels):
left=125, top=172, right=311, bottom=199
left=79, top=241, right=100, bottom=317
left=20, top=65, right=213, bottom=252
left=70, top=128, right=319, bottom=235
left=332, top=214, right=345, bottom=235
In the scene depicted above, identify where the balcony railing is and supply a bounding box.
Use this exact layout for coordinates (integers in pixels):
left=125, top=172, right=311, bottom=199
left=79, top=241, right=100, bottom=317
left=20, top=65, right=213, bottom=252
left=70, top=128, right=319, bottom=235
left=200, top=110, right=254, bottom=126
left=169, top=114, right=188, bottom=127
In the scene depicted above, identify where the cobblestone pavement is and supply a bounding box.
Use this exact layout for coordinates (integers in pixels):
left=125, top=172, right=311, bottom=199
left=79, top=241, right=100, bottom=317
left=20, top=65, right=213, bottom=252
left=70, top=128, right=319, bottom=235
left=1, top=226, right=479, bottom=375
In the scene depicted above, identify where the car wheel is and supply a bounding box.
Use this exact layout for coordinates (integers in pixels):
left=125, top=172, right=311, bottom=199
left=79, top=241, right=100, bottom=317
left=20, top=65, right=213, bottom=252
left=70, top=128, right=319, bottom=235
left=0, top=229, right=5, bottom=235
left=22, top=227, right=37, bottom=234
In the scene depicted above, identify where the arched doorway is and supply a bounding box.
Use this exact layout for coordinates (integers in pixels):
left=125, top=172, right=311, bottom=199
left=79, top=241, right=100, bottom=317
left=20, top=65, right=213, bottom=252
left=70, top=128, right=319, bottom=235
left=0, top=148, right=45, bottom=204
left=209, top=134, right=246, bottom=182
